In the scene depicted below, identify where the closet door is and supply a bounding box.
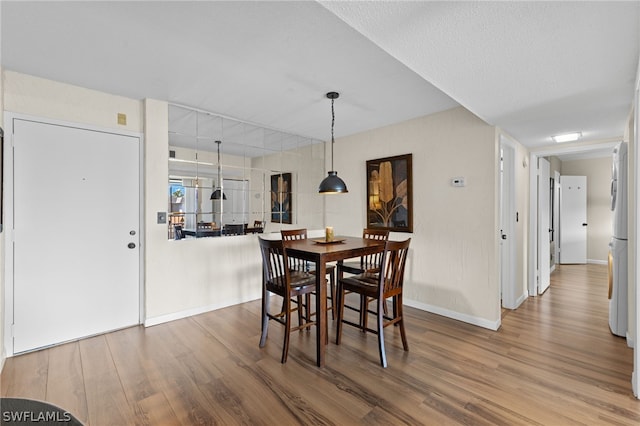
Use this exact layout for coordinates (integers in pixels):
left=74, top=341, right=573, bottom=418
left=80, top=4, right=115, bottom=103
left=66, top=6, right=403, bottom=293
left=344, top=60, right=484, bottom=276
left=560, top=176, right=588, bottom=264
left=12, top=119, right=140, bottom=353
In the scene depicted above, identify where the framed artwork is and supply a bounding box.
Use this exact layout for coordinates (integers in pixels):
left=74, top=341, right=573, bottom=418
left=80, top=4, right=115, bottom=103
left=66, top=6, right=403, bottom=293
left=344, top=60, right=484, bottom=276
left=366, top=154, right=413, bottom=233
left=271, top=172, right=292, bottom=224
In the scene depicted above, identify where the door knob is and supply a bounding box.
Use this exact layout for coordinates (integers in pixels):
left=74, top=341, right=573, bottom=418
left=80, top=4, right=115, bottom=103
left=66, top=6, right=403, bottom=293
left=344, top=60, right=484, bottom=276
left=128, top=243, right=136, bottom=249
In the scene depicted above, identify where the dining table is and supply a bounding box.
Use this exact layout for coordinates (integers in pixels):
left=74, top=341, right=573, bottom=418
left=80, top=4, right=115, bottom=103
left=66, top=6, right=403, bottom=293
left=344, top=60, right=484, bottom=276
left=283, top=236, right=386, bottom=367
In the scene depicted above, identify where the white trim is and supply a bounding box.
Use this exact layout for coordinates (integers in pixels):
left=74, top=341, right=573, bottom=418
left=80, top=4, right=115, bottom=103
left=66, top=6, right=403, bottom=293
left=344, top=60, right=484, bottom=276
left=587, top=259, right=608, bottom=265
left=634, top=83, right=640, bottom=398
left=144, top=298, right=260, bottom=327
left=513, top=293, right=528, bottom=309
left=405, top=298, right=501, bottom=331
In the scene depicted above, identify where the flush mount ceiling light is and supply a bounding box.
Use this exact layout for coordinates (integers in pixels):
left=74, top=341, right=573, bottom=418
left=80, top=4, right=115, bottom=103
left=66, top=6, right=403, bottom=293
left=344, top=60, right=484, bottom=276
left=552, top=132, right=582, bottom=143
left=210, top=140, right=227, bottom=200
left=318, top=91, right=348, bottom=194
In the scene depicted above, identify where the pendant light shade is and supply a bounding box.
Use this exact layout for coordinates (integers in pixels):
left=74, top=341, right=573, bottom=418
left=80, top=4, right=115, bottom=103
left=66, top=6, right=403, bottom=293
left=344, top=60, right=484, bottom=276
left=210, top=140, right=227, bottom=200
left=319, top=171, right=348, bottom=194
left=319, top=91, right=348, bottom=194
left=210, top=189, right=226, bottom=200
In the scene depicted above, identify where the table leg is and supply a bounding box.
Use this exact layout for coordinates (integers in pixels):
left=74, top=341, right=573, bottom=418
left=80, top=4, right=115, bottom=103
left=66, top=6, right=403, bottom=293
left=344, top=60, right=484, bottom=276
left=316, top=258, right=327, bottom=367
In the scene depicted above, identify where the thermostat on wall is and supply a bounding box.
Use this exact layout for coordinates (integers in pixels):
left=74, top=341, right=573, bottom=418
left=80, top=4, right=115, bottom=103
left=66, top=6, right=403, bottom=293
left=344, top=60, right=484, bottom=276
left=451, top=177, right=466, bottom=187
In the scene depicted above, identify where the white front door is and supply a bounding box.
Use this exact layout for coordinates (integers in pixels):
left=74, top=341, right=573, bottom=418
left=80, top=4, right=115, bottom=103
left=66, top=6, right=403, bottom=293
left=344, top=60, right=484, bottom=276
left=538, top=158, right=551, bottom=293
left=12, top=118, right=140, bottom=353
left=560, top=175, right=588, bottom=264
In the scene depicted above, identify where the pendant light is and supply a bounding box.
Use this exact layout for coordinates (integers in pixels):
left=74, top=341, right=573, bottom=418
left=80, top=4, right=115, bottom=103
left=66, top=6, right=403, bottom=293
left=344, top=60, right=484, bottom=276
left=318, top=91, right=348, bottom=194
left=210, top=140, right=227, bottom=200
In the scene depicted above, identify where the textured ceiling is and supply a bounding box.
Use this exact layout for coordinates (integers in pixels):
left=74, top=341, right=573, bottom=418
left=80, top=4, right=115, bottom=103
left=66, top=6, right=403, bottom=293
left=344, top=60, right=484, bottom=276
left=321, top=1, right=640, bottom=148
left=2, top=1, right=639, bottom=154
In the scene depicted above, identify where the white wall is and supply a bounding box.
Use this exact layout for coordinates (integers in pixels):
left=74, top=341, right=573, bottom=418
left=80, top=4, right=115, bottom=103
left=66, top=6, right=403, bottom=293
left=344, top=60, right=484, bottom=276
left=561, top=157, right=613, bottom=263
left=144, top=99, right=264, bottom=324
left=327, top=106, right=501, bottom=329
left=4, top=72, right=142, bottom=133
left=0, top=73, right=325, bottom=338
left=0, top=73, right=505, bottom=354
left=0, top=66, right=5, bottom=369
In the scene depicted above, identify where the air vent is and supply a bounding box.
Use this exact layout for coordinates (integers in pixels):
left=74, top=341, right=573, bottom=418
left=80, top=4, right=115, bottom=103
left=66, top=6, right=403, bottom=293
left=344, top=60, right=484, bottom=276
left=169, top=150, right=176, bottom=158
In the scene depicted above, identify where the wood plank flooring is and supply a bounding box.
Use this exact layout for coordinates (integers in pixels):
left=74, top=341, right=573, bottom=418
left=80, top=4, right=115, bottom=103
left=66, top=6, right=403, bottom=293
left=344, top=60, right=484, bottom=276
left=1, top=264, right=638, bottom=425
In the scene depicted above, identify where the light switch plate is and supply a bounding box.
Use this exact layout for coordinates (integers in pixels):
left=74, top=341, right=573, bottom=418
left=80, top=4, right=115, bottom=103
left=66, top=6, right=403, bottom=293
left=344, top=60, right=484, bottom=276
left=157, top=212, right=167, bottom=224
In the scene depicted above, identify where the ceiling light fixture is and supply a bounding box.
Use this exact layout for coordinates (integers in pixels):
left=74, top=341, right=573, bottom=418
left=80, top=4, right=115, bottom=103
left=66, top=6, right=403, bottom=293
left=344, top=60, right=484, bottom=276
left=552, top=132, right=582, bottom=143
left=318, top=91, right=348, bottom=194
left=210, top=140, right=227, bottom=200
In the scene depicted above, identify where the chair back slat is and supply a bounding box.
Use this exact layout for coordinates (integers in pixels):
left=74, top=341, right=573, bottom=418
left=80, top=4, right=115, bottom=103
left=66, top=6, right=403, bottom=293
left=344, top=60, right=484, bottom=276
left=281, top=229, right=309, bottom=271
left=281, top=228, right=308, bottom=241
left=259, top=238, right=289, bottom=292
left=378, top=239, right=411, bottom=297
left=361, top=228, right=390, bottom=271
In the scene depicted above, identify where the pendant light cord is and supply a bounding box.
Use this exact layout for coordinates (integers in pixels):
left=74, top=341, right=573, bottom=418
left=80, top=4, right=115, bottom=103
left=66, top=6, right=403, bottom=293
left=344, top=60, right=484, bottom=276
left=331, top=97, right=335, bottom=171
left=216, top=140, right=221, bottom=188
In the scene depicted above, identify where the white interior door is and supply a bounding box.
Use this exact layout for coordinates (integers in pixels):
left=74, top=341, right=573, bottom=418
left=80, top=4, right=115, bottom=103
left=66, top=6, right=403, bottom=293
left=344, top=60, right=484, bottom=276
left=500, top=142, right=517, bottom=308
left=13, top=119, right=140, bottom=353
left=221, top=178, right=249, bottom=225
left=553, top=170, right=561, bottom=268
left=560, top=175, right=588, bottom=264
left=538, top=158, right=551, bottom=293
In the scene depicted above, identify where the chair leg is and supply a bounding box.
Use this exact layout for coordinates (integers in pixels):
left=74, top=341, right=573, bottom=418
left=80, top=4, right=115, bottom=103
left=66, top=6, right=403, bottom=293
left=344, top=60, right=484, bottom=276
left=335, top=282, right=344, bottom=345
left=376, top=297, right=387, bottom=368
left=306, top=293, right=313, bottom=331
left=282, top=296, right=291, bottom=363
left=328, top=269, right=336, bottom=320
left=260, top=288, right=269, bottom=348
left=296, top=295, right=304, bottom=330
left=360, top=294, right=368, bottom=332
left=397, top=295, right=408, bottom=351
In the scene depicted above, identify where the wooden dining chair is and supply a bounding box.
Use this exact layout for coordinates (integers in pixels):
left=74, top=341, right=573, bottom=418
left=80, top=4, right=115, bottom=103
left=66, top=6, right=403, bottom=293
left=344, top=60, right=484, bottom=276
left=173, top=225, right=184, bottom=240
left=336, top=238, right=411, bottom=368
left=340, top=228, right=389, bottom=274
left=224, top=223, right=245, bottom=236
left=258, top=237, right=317, bottom=363
left=338, top=228, right=389, bottom=328
left=281, top=229, right=337, bottom=320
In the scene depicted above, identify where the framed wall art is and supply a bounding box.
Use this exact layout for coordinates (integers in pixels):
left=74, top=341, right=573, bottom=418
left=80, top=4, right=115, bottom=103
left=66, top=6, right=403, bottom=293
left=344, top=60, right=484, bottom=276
left=366, top=154, right=413, bottom=233
left=271, top=172, right=292, bottom=224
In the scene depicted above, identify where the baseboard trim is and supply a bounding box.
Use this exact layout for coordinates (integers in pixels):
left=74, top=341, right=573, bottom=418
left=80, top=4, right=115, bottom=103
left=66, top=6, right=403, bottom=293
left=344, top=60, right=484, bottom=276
left=145, top=298, right=260, bottom=327
left=404, top=298, right=501, bottom=331
left=588, top=259, right=608, bottom=265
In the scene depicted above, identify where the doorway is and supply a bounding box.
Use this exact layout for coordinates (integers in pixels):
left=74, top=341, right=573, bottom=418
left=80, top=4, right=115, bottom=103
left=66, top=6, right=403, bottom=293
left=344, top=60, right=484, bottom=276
left=527, top=142, right=618, bottom=296
left=5, top=115, right=142, bottom=354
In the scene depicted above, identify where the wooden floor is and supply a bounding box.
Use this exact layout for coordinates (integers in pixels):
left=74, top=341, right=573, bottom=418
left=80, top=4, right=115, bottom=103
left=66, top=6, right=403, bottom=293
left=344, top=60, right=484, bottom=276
left=1, top=264, right=638, bottom=425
